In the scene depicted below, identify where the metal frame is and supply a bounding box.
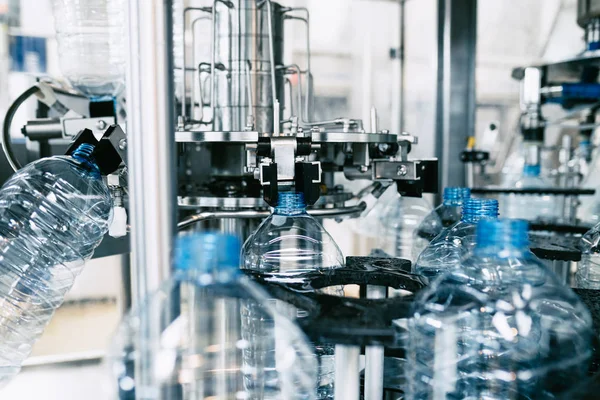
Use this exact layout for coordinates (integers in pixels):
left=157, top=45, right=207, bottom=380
left=435, top=0, right=477, bottom=191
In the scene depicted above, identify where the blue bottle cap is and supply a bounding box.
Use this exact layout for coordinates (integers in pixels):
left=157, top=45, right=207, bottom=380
left=275, top=192, right=307, bottom=215
left=175, top=233, right=241, bottom=273
left=443, top=187, right=471, bottom=204
left=476, top=219, right=529, bottom=251
left=462, top=198, right=499, bottom=223
left=523, top=164, right=541, bottom=177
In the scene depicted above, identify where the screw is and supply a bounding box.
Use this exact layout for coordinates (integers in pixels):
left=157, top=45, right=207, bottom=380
left=96, top=120, right=107, bottom=130
left=397, top=165, right=408, bottom=176
left=119, top=139, right=127, bottom=150
left=359, top=165, right=369, bottom=173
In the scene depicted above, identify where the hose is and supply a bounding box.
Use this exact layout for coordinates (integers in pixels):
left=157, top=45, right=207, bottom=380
left=2, top=86, right=41, bottom=172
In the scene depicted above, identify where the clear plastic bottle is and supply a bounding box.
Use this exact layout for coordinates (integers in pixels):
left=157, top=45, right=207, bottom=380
left=52, top=0, right=126, bottom=99
left=378, top=194, right=433, bottom=262
left=110, top=233, right=318, bottom=400
left=242, top=192, right=343, bottom=400
left=577, top=221, right=600, bottom=288
left=412, top=187, right=471, bottom=260
left=351, top=184, right=398, bottom=256
left=242, top=192, right=344, bottom=276
left=0, top=143, right=113, bottom=386
left=501, top=165, right=557, bottom=222
left=414, top=198, right=498, bottom=279
left=407, top=219, right=593, bottom=399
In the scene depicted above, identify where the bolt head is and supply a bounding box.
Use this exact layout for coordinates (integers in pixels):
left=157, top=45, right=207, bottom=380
left=397, top=165, right=408, bottom=176
left=96, top=120, right=108, bottom=130
left=119, top=139, right=127, bottom=150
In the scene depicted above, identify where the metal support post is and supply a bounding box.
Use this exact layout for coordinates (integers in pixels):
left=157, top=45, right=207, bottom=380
left=125, top=0, right=176, bottom=308
left=334, top=345, right=361, bottom=400
left=435, top=0, right=477, bottom=191
left=364, top=285, right=387, bottom=400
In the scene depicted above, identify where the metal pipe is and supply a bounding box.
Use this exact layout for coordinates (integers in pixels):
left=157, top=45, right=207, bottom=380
left=126, top=1, right=176, bottom=398
left=177, top=202, right=367, bottom=230
left=181, top=7, right=212, bottom=122
left=245, top=60, right=254, bottom=122
left=334, top=345, right=361, bottom=400
left=283, top=8, right=311, bottom=121
left=126, top=0, right=176, bottom=304
left=191, top=15, right=211, bottom=122
left=265, top=0, right=278, bottom=105
left=277, top=64, right=303, bottom=124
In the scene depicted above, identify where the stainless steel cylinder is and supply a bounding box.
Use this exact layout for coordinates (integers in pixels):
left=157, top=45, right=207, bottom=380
left=213, top=0, right=285, bottom=132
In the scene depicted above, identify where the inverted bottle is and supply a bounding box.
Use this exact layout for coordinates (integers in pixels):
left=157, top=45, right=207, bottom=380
left=0, top=143, right=113, bottom=386
left=412, top=187, right=471, bottom=260
left=110, top=233, right=318, bottom=400
left=407, top=219, right=593, bottom=400
left=413, top=198, right=499, bottom=279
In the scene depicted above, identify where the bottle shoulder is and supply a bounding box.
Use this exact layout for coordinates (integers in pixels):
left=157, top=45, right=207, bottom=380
left=242, top=212, right=344, bottom=272
left=414, top=255, right=592, bottom=327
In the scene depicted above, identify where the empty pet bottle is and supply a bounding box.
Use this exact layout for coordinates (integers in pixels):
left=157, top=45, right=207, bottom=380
left=407, top=219, right=593, bottom=399
left=501, top=150, right=557, bottom=223
left=52, top=0, right=126, bottom=98
left=242, top=192, right=344, bottom=399
left=413, top=198, right=498, bottom=279
left=0, top=143, right=113, bottom=386
left=110, top=233, right=318, bottom=400
left=577, top=221, right=600, bottom=289
left=378, top=194, right=433, bottom=262
left=412, top=187, right=471, bottom=260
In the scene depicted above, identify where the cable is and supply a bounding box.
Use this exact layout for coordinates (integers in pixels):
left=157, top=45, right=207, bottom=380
left=2, top=86, right=41, bottom=172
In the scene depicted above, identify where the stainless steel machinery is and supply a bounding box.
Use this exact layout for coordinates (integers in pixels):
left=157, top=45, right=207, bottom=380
left=174, top=0, right=438, bottom=240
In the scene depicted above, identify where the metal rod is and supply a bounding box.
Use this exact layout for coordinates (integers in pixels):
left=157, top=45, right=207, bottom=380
left=283, top=8, right=312, bottom=121
left=210, top=0, right=218, bottom=129
left=245, top=60, right=254, bottom=121
left=399, top=0, right=405, bottom=131
left=334, top=345, right=361, bottom=400
left=265, top=0, right=279, bottom=132
left=177, top=202, right=367, bottom=230
left=365, top=285, right=387, bottom=400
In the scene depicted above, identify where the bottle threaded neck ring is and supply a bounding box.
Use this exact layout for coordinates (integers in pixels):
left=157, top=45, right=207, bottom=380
left=275, top=192, right=306, bottom=215
left=72, top=143, right=95, bottom=160
left=462, top=198, right=499, bottom=223
left=443, top=187, right=471, bottom=205
left=476, top=219, right=529, bottom=252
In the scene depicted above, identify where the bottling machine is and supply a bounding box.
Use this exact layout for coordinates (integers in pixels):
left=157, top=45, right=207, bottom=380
left=6, top=0, right=600, bottom=399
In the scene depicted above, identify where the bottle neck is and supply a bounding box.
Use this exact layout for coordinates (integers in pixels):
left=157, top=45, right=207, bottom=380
left=443, top=187, right=471, bottom=206
left=71, top=143, right=101, bottom=177
left=274, top=192, right=307, bottom=216
left=461, top=199, right=499, bottom=224
left=474, top=219, right=530, bottom=257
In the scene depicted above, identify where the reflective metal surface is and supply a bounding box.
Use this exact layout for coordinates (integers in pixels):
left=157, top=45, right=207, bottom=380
left=175, top=130, right=399, bottom=143
left=178, top=191, right=353, bottom=209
